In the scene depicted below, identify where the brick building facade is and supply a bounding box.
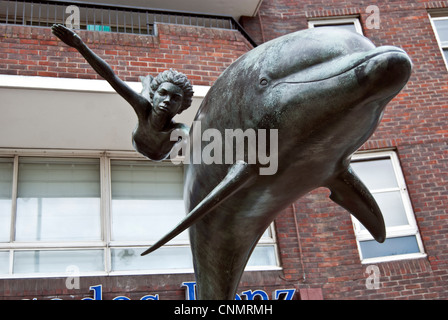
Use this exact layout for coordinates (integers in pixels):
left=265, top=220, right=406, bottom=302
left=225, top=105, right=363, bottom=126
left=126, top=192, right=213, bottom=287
left=0, top=0, right=447, bottom=300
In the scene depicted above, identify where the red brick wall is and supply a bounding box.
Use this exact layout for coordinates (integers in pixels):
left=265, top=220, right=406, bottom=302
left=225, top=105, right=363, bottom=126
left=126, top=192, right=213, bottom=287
left=0, top=23, right=252, bottom=86
left=242, top=0, right=448, bottom=299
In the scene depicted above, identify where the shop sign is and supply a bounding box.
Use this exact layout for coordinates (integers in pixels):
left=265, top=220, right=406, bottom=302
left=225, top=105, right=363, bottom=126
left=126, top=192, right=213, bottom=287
left=43, top=282, right=296, bottom=300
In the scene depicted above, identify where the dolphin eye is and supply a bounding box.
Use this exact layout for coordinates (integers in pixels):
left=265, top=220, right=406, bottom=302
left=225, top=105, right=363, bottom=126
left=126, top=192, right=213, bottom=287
left=260, top=78, right=268, bottom=86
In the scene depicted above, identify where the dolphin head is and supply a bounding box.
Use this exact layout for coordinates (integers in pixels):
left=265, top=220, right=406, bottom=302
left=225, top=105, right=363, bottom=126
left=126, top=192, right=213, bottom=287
left=256, top=27, right=411, bottom=89
left=216, top=27, right=412, bottom=167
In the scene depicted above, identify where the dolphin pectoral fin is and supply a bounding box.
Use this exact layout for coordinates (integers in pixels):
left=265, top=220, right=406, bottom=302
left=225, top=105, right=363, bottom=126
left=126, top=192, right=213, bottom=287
left=141, top=160, right=257, bottom=256
left=328, top=167, right=386, bottom=243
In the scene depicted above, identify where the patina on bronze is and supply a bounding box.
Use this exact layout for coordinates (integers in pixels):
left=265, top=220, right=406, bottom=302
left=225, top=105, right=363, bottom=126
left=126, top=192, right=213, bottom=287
left=53, top=25, right=412, bottom=300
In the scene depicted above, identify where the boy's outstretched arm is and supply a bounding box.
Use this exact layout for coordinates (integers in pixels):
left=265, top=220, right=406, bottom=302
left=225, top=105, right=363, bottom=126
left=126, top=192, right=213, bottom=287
left=51, top=24, right=147, bottom=118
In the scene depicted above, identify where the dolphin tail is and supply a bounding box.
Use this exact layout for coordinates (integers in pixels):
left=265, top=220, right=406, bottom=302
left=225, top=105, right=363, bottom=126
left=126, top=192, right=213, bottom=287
left=328, top=166, right=386, bottom=243
left=141, top=160, right=257, bottom=256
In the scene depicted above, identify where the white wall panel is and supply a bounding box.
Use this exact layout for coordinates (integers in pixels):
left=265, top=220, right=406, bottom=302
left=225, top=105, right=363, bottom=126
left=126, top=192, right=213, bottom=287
left=0, top=76, right=204, bottom=151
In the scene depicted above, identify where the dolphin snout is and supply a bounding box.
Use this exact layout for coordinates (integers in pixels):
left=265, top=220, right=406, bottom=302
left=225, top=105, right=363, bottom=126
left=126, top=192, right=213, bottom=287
left=356, top=46, right=412, bottom=96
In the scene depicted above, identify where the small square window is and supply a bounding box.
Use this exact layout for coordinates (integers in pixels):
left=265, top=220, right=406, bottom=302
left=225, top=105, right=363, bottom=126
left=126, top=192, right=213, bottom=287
left=308, top=17, right=363, bottom=35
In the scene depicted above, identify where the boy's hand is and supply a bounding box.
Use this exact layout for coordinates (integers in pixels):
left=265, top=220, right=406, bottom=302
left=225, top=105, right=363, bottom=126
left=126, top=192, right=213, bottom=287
left=51, top=24, right=83, bottom=49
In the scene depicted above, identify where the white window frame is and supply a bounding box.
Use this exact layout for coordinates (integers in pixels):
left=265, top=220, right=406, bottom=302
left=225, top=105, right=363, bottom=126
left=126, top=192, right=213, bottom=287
left=351, top=150, right=426, bottom=264
left=0, top=148, right=280, bottom=279
left=308, top=17, right=363, bottom=35
left=429, top=14, right=448, bottom=70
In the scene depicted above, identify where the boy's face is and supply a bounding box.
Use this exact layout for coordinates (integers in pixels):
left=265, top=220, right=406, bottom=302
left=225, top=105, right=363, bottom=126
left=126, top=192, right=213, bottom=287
left=152, top=82, right=184, bottom=121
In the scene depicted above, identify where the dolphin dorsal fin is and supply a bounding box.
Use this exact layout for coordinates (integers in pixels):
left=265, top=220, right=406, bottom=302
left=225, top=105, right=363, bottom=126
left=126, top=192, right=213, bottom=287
left=328, top=166, right=386, bottom=243
left=141, top=161, right=257, bottom=256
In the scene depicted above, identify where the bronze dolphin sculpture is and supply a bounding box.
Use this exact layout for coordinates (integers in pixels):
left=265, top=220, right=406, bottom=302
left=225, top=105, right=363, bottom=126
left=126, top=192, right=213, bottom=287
left=141, top=27, right=412, bottom=299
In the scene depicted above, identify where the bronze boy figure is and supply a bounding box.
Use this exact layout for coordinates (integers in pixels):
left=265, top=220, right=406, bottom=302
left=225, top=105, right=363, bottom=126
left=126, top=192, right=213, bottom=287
left=52, top=24, right=193, bottom=161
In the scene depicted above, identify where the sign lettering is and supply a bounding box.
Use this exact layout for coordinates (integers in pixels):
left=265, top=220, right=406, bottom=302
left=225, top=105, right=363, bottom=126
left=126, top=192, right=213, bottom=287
left=31, top=282, right=296, bottom=300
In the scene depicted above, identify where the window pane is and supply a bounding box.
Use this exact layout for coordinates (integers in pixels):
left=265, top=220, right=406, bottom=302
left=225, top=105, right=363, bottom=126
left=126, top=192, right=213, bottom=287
left=315, top=23, right=357, bottom=33
left=111, top=160, right=183, bottom=199
left=0, top=251, right=9, bottom=274
left=443, top=48, right=448, bottom=62
left=0, top=158, right=13, bottom=242
left=247, top=245, right=277, bottom=267
left=111, top=161, right=186, bottom=242
left=359, top=236, right=420, bottom=259
left=261, top=226, right=271, bottom=239
left=111, top=199, right=187, bottom=241
left=434, top=19, right=448, bottom=42
left=359, top=191, right=409, bottom=230
left=16, top=198, right=101, bottom=241
left=0, top=199, right=12, bottom=242
left=351, top=158, right=398, bottom=190
left=13, top=250, right=104, bottom=274
left=15, top=158, right=101, bottom=242
left=111, top=247, right=193, bottom=271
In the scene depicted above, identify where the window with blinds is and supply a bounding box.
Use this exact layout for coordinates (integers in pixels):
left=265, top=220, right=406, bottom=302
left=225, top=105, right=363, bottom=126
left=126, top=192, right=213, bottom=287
left=0, top=152, right=280, bottom=278
left=15, top=158, right=101, bottom=242
left=109, top=160, right=192, bottom=272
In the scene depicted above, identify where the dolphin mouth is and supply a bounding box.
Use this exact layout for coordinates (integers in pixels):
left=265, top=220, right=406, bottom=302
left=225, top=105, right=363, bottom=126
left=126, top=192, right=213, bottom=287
left=276, top=46, right=410, bottom=85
